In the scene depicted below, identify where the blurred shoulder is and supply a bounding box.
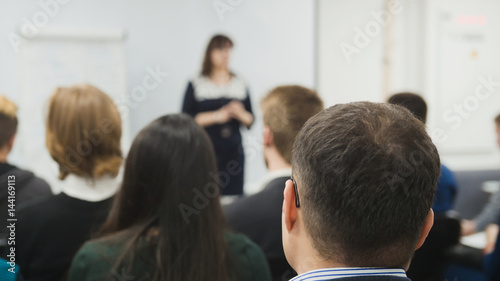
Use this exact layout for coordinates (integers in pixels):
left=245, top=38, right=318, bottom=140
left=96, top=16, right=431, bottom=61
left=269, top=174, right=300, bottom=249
left=225, top=232, right=265, bottom=259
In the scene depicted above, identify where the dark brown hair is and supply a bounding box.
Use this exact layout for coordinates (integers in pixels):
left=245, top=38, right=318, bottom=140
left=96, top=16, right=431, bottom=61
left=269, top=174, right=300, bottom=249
left=0, top=95, right=18, bottom=148
left=261, top=85, right=324, bottom=163
left=388, top=92, right=428, bottom=124
left=201, top=34, right=233, bottom=77
left=98, top=114, right=234, bottom=281
left=495, top=113, right=500, bottom=125
left=292, top=102, right=440, bottom=268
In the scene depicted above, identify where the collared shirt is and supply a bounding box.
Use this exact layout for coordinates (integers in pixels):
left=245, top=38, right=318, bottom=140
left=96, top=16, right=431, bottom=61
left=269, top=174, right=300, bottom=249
left=244, top=168, right=292, bottom=195
left=291, top=268, right=407, bottom=281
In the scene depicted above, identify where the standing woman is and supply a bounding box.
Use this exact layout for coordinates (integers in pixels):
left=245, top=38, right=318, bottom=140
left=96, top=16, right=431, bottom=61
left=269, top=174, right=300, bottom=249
left=182, top=34, right=254, bottom=196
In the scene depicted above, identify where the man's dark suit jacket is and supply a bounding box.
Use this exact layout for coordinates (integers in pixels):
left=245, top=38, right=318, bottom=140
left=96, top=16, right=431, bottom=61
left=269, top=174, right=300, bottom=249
left=224, top=176, right=293, bottom=280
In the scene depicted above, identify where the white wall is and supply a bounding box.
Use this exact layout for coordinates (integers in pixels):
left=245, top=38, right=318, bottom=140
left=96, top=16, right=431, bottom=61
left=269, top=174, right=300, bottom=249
left=317, top=0, right=500, bottom=171
left=4, top=0, right=498, bottom=188
left=0, top=0, right=315, bottom=188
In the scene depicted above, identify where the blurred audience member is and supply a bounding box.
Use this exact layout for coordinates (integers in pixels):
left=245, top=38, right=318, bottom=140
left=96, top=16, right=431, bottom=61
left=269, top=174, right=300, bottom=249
left=224, top=85, right=323, bottom=280
left=462, top=114, right=500, bottom=236
left=0, top=257, right=23, bottom=281
left=17, top=85, right=123, bottom=281
left=0, top=95, right=52, bottom=246
left=283, top=102, right=439, bottom=281
left=388, top=92, right=457, bottom=214
left=484, top=217, right=500, bottom=280
left=68, top=114, right=271, bottom=281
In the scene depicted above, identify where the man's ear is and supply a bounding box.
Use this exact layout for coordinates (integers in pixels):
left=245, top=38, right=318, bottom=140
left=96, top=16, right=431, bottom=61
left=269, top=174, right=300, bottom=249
left=283, top=179, right=298, bottom=232
left=263, top=126, right=274, bottom=147
left=415, top=209, right=434, bottom=250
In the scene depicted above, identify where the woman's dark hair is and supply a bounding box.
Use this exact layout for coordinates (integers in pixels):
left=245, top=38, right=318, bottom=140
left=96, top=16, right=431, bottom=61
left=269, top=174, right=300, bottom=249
left=98, top=114, right=234, bottom=281
left=201, top=34, right=233, bottom=77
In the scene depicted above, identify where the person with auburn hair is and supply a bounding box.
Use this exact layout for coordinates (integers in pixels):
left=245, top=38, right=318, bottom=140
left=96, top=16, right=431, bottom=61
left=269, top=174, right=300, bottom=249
left=16, top=84, right=123, bottom=281
left=0, top=95, right=52, bottom=257
left=182, top=34, right=254, bottom=196
left=68, top=114, right=271, bottom=281
left=282, top=102, right=440, bottom=281
left=225, top=85, right=323, bottom=280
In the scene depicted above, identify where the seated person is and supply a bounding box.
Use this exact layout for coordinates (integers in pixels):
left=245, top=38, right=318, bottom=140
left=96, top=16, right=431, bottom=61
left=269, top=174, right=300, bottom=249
left=16, top=84, right=123, bottom=281
left=224, top=85, right=323, bottom=280
left=0, top=257, right=22, bottom=281
left=388, top=92, right=457, bottom=214
left=462, top=113, right=500, bottom=236
left=283, top=102, right=439, bottom=281
left=0, top=95, right=52, bottom=252
left=484, top=216, right=500, bottom=280
left=68, top=114, right=271, bottom=281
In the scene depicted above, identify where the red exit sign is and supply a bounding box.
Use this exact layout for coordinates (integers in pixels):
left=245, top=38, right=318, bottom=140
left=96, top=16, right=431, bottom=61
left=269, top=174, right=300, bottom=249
left=457, top=14, right=487, bottom=26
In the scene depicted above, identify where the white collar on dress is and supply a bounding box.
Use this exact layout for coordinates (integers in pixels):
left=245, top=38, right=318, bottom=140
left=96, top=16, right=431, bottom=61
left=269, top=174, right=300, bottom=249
left=192, top=75, right=247, bottom=100
left=60, top=167, right=123, bottom=202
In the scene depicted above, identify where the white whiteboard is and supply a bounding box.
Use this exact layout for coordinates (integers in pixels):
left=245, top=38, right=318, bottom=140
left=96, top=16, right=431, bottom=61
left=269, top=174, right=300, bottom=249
left=424, top=0, right=500, bottom=169
left=17, top=28, right=129, bottom=193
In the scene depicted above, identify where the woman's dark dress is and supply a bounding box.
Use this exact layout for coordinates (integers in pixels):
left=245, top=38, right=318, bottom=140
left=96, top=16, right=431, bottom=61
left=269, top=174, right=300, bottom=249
left=182, top=76, right=253, bottom=195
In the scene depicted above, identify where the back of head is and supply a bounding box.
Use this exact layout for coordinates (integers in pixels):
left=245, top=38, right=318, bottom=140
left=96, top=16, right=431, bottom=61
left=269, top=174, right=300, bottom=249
left=0, top=95, right=18, bottom=149
left=45, top=84, right=122, bottom=179
left=261, top=85, right=324, bottom=163
left=292, top=102, right=440, bottom=268
left=99, top=114, right=232, bottom=281
left=388, top=92, right=428, bottom=123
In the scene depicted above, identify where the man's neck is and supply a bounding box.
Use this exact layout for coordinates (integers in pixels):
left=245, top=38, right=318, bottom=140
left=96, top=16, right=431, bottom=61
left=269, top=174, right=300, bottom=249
left=293, top=254, right=410, bottom=276
left=0, top=151, right=8, bottom=163
left=293, top=254, right=346, bottom=275
left=265, top=148, right=291, bottom=172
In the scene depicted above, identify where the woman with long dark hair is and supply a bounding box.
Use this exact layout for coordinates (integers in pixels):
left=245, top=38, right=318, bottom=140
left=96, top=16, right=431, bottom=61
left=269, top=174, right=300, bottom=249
left=182, top=34, right=253, bottom=196
left=68, top=114, right=271, bottom=281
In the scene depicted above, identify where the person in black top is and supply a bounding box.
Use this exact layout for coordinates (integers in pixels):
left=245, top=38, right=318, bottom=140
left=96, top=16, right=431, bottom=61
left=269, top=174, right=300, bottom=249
left=224, top=85, right=323, bottom=280
left=0, top=95, right=52, bottom=259
left=16, top=84, right=123, bottom=281
left=182, top=34, right=254, bottom=196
